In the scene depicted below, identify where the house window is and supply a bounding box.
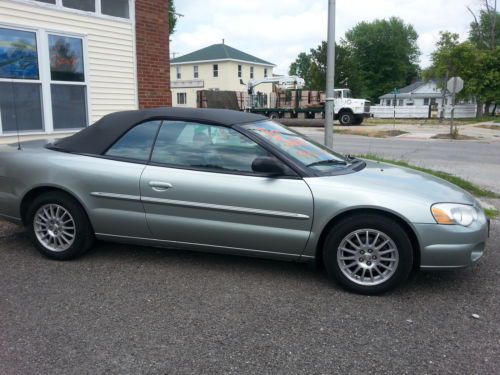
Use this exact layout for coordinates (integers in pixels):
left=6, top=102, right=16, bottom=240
left=0, top=27, right=44, bottom=132
left=238, top=65, right=242, bottom=78
left=193, top=65, right=199, bottom=79
left=398, top=99, right=403, bottom=106
left=213, top=64, right=218, bottom=77
left=62, top=0, right=95, bottom=12
left=0, top=27, right=89, bottom=134
left=176, top=66, right=181, bottom=79
left=264, top=68, right=268, bottom=78
left=250, top=66, right=254, bottom=79
left=33, top=0, right=131, bottom=19
left=177, top=92, right=187, bottom=105
left=423, top=98, right=429, bottom=105
left=49, top=34, right=87, bottom=129
left=386, top=100, right=391, bottom=106
left=101, top=0, right=130, bottom=19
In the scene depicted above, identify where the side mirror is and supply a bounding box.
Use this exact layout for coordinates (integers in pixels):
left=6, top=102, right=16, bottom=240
left=252, top=157, right=285, bottom=175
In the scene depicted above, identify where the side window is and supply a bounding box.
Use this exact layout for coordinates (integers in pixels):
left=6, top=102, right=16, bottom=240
left=151, top=121, right=272, bottom=173
left=105, top=120, right=162, bottom=161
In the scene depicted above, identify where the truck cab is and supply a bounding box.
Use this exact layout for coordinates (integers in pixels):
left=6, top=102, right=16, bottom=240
left=334, top=89, right=371, bottom=125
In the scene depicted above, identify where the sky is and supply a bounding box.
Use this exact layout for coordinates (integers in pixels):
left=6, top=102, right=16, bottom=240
left=170, top=0, right=485, bottom=75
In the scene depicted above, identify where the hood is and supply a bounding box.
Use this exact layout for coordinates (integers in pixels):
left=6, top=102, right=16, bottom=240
left=304, top=160, right=478, bottom=224
left=349, top=160, right=476, bottom=204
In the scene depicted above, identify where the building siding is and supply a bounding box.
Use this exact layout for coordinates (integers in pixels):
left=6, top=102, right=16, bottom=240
left=171, top=61, right=273, bottom=108
left=0, top=0, right=137, bottom=123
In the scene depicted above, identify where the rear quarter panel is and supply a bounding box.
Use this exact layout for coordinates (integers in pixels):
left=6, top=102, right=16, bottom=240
left=0, top=144, right=150, bottom=237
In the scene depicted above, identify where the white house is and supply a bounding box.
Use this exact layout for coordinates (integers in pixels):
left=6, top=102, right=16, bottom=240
left=0, top=0, right=171, bottom=137
left=170, top=43, right=275, bottom=108
left=379, top=81, right=450, bottom=107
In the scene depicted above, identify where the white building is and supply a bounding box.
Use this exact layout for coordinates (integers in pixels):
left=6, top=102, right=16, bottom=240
left=0, top=0, right=172, bottom=137
left=170, top=43, right=275, bottom=108
left=379, top=81, right=450, bottom=107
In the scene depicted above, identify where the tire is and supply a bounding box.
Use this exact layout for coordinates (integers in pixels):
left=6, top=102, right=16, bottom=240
left=268, top=112, right=280, bottom=120
left=323, top=214, right=413, bottom=294
left=338, top=111, right=354, bottom=126
left=27, top=191, right=94, bottom=260
left=352, top=117, right=364, bottom=125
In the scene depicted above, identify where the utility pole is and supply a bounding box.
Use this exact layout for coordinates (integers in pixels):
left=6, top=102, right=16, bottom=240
left=324, top=0, right=336, bottom=148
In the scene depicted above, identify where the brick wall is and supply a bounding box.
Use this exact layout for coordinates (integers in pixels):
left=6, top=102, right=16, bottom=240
left=135, top=0, right=172, bottom=108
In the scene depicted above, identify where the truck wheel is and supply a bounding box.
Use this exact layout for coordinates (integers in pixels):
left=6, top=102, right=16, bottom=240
left=268, top=112, right=280, bottom=119
left=352, top=117, right=364, bottom=125
left=339, top=111, right=354, bottom=126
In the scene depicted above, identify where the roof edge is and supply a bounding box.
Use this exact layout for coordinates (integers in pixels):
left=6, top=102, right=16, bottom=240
left=171, top=58, right=276, bottom=67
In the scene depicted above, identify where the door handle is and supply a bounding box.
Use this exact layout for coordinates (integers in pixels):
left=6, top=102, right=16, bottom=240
left=149, top=181, right=173, bottom=192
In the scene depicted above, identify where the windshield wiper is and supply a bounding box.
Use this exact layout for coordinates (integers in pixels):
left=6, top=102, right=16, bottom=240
left=306, top=159, right=348, bottom=168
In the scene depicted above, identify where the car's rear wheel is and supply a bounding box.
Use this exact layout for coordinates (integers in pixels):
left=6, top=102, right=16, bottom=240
left=323, top=214, right=413, bottom=294
left=27, top=192, right=94, bottom=260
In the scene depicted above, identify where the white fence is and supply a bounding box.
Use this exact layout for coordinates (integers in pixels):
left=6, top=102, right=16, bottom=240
left=370, top=105, right=429, bottom=118
left=371, top=104, right=478, bottom=119
left=443, top=104, right=477, bottom=118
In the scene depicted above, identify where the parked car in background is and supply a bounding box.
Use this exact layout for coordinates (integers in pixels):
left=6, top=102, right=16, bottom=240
left=0, top=108, right=489, bottom=294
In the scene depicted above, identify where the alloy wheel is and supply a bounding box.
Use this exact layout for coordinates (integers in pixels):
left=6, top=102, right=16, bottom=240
left=34, top=204, right=76, bottom=252
left=337, top=228, right=399, bottom=286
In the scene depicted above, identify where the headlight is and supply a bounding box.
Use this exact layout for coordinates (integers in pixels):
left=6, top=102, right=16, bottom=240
left=431, top=203, right=478, bottom=226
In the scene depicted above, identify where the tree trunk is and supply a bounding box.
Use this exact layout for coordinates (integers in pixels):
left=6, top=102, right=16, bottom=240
left=476, top=101, right=484, bottom=118
left=491, top=103, right=497, bottom=116
left=484, top=101, right=491, bottom=115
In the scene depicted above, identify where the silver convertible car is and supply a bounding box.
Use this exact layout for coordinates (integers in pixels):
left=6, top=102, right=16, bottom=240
left=0, top=108, right=489, bottom=294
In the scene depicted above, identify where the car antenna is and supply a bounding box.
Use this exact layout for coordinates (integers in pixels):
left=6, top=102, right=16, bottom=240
left=9, top=79, right=22, bottom=150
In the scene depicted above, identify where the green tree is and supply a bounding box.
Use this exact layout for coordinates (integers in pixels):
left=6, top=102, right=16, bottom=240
left=468, top=0, right=499, bottom=50
left=289, top=52, right=313, bottom=89
left=169, top=0, right=177, bottom=35
left=426, top=33, right=499, bottom=116
left=288, top=42, right=365, bottom=96
left=343, top=17, right=420, bottom=102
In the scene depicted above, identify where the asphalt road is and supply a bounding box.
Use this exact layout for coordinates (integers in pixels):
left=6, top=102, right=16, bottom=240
left=0, top=220, right=499, bottom=375
left=293, top=129, right=500, bottom=194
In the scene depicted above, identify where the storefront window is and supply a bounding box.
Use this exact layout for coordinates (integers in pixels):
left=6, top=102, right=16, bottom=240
left=0, top=82, right=44, bottom=131
left=101, top=0, right=130, bottom=19
left=49, top=35, right=85, bottom=82
left=62, top=0, right=95, bottom=12
left=0, top=28, right=39, bottom=79
left=0, top=27, right=43, bottom=133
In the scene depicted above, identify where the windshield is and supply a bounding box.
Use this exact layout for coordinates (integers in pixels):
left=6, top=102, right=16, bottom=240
left=241, top=121, right=351, bottom=173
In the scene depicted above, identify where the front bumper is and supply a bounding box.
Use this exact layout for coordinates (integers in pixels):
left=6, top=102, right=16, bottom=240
left=414, top=217, right=489, bottom=270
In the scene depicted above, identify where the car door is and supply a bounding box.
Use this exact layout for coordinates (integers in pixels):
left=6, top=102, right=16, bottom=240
left=140, top=120, right=314, bottom=259
left=86, top=120, right=162, bottom=238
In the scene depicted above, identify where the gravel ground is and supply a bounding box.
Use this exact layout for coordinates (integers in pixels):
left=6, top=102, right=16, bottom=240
left=0, top=219, right=499, bottom=375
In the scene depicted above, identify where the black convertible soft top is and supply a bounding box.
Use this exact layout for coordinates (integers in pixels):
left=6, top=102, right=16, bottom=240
left=51, top=107, right=266, bottom=155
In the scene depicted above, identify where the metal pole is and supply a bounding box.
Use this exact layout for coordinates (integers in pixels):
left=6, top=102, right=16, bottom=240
left=450, top=77, right=456, bottom=136
left=393, top=91, right=396, bottom=129
left=324, top=0, right=336, bottom=148
left=440, top=70, right=448, bottom=122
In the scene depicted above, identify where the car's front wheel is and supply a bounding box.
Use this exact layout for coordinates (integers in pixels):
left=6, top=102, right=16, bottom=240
left=323, top=214, right=413, bottom=294
left=27, top=192, right=94, bottom=260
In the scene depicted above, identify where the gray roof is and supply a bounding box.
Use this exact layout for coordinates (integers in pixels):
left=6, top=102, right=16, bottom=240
left=171, top=43, right=275, bottom=66
left=379, top=81, right=425, bottom=99
left=379, top=80, right=451, bottom=99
